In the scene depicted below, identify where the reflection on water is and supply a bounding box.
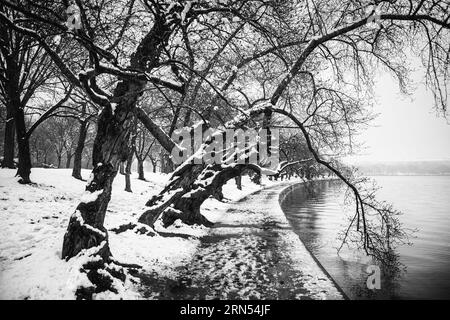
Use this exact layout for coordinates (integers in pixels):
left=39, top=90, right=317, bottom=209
left=280, top=177, right=450, bottom=299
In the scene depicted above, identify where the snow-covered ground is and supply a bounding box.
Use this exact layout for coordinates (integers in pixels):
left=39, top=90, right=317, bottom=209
left=0, top=168, right=267, bottom=299
left=0, top=168, right=341, bottom=300
left=145, top=184, right=343, bottom=300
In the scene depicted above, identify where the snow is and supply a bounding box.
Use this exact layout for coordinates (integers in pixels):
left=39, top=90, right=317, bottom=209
left=0, top=168, right=342, bottom=299
left=0, top=168, right=167, bottom=299
left=52, top=35, right=61, bottom=46
left=110, top=103, right=117, bottom=114
left=0, top=169, right=261, bottom=299
left=73, top=210, right=106, bottom=237
left=205, top=183, right=343, bottom=299
left=141, top=181, right=343, bottom=300
left=80, top=189, right=103, bottom=203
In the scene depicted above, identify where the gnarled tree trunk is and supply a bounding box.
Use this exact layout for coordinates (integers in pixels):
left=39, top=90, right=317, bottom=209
left=61, top=13, right=178, bottom=298
left=62, top=79, right=142, bottom=261
left=137, top=103, right=279, bottom=229
left=138, top=162, right=260, bottom=228
left=61, top=87, right=138, bottom=298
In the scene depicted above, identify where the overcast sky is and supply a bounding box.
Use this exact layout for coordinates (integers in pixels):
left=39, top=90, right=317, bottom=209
left=347, top=65, right=450, bottom=163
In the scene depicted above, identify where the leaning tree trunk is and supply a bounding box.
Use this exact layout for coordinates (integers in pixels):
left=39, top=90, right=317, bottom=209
left=138, top=162, right=259, bottom=228
left=72, top=120, right=88, bottom=180
left=61, top=9, right=199, bottom=298
left=138, top=163, right=206, bottom=228
left=138, top=102, right=275, bottom=228
left=164, top=164, right=248, bottom=226
left=61, top=94, right=138, bottom=299
left=61, top=17, right=177, bottom=299
left=137, top=120, right=268, bottom=229
left=62, top=81, right=139, bottom=261
left=1, top=108, right=15, bottom=168
left=15, top=107, right=31, bottom=184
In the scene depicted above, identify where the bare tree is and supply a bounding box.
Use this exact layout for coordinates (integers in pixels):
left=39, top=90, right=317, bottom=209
left=0, top=4, right=58, bottom=178
left=134, top=122, right=156, bottom=180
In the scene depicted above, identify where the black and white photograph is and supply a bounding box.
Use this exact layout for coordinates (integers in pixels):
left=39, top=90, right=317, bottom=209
left=0, top=0, right=449, bottom=307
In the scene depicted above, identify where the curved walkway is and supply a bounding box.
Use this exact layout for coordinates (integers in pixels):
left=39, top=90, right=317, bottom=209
left=137, top=183, right=343, bottom=300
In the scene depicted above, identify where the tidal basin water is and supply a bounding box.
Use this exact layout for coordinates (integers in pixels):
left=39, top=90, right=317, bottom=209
left=280, top=176, right=450, bottom=299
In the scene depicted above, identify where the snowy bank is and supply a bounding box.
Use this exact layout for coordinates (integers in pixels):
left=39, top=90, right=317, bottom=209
left=0, top=169, right=265, bottom=299
left=0, top=168, right=341, bottom=299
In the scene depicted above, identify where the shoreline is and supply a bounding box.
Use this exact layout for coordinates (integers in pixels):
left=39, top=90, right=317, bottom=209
left=278, top=182, right=350, bottom=300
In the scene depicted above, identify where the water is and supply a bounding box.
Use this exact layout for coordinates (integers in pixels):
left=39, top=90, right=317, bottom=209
left=280, top=176, right=450, bottom=299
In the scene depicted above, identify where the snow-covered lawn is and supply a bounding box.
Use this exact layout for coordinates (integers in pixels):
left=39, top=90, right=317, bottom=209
left=0, top=168, right=265, bottom=299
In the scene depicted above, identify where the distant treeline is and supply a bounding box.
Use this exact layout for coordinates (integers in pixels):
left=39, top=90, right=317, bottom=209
left=355, top=160, right=450, bottom=176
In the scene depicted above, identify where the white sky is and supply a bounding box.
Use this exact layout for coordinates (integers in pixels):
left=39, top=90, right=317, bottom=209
left=347, top=67, right=450, bottom=163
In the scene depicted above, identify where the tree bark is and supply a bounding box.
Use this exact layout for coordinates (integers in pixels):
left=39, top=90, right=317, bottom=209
left=124, top=132, right=135, bottom=192
left=1, top=109, right=15, bottom=168
left=72, top=120, right=88, bottom=180
left=119, top=162, right=125, bottom=175
left=65, top=154, right=72, bottom=168
left=139, top=163, right=257, bottom=228
left=138, top=164, right=208, bottom=227
left=235, top=175, right=242, bottom=190
left=15, top=107, right=31, bottom=184
left=62, top=80, right=140, bottom=261
left=137, top=159, right=145, bottom=180
left=124, top=157, right=132, bottom=192
left=62, top=163, right=115, bottom=260
left=160, top=151, right=174, bottom=173
left=151, top=159, right=157, bottom=173
left=250, top=171, right=261, bottom=184
left=138, top=104, right=273, bottom=228
left=57, top=154, right=62, bottom=168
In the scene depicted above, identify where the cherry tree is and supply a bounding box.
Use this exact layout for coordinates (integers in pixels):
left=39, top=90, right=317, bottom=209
left=2, top=0, right=449, bottom=297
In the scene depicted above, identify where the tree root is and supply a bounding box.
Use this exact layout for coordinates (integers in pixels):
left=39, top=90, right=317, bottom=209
left=75, top=258, right=128, bottom=300
left=110, top=222, right=156, bottom=236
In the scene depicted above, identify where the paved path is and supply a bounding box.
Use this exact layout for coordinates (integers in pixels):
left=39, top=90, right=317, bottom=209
left=136, top=183, right=343, bottom=300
